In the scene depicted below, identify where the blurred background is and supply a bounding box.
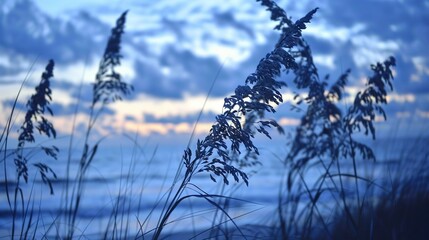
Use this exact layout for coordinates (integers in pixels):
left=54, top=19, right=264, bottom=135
left=1, top=0, right=428, bottom=146
left=0, top=0, right=428, bottom=237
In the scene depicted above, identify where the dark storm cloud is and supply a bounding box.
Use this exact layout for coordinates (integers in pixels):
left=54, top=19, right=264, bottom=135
left=321, top=0, right=429, bottom=43
left=213, top=11, right=254, bottom=38
left=303, top=35, right=334, bottom=55
left=1, top=99, right=27, bottom=113
left=2, top=0, right=427, bottom=127
left=235, top=31, right=353, bottom=93
left=390, top=57, right=429, bottom=95
left=1, top=98, right=115, bottom=117
left=131, top=46, right=247, bottom=98
left=0, top=0, right=101, bottom=65
left=131, top=59, right=182, bottom=99
left=143, top=111, right=217, bottom=124
left=124, top=115, right=137, bottom=121
left=52, top=102, right=115, bottom=116
left=272, top=103, right=305, bottom=120
left=0, top=0, right=278, bottom=101
left=273, top=1, right=428, bottom=110
left=318, top=0, right=429, bottom=94
left=160, top=17, right=186, bottom=40
left=50, top=79, right=97, bottom=107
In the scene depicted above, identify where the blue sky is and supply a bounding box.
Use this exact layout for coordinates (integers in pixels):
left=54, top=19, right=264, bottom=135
left=0, top=0, right=428, bottom=149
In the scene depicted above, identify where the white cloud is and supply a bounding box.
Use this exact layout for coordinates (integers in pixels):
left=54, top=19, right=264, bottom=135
left=417, top=110, right=429, bottom=119
left=343, top=86, right=416, bottom=105
left=0, top=53, right=37, bottom=71
left=313, top=54, right=335, bottom=69
left=0, top=84, right=34, bottom=104
left=110, top=93, right=225, bottom=121
left=305, top=22, right=366, bottom=43
left=386, top=93, right=415, bottom=103
left=396, top=111, right=411, bottom=119
left=411, top=56, right=429, bottom=82
left=53, top=56, right=136, bottom=85
left=0, top=54, right=12, bottom=68
left=278, top=117, right=299, bottom=126
left=51, top=88, right=77, bottom=106
left=351, top=35, right=399, bottom=67
left=5, top=0, right=427, bottom=141
left=189, top=38, right=252, bottom=64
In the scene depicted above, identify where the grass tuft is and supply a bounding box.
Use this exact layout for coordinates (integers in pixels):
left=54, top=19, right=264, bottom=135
left=2, top=1, right=428, bottom=240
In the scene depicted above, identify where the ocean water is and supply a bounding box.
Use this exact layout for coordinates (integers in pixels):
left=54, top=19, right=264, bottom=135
left=0, top=140, right=284, bottom=237
left=0, top=136, right=427, bottom=238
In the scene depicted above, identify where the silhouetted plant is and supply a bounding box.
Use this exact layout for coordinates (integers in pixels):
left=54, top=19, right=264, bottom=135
left=286, top=57, right=395, bottom=188
left=14, top=59, right=58, bottom=193
left=282, top=57, right=395, bottom=238
left=5, top=59, right=59, bottom=240
left=344, top=57, right=396, bottom=139
left=0, top=1, right=412, bottom=239
left=195, top=3, right=317, bottom=188
left=63, top=10, right=133, bottom=239
left=151, top=3, right=319, bottom=239
left=324, top=138, right=429, bottom=240
left=256, top=1, right=398, bottom=238
left=92, top=10, right=133, bottom=106
left=264, top=7, right=396, bottom=240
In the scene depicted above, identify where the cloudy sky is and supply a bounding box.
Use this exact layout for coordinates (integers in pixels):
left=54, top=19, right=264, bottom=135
left=0, top=0, right=428, bottom=149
